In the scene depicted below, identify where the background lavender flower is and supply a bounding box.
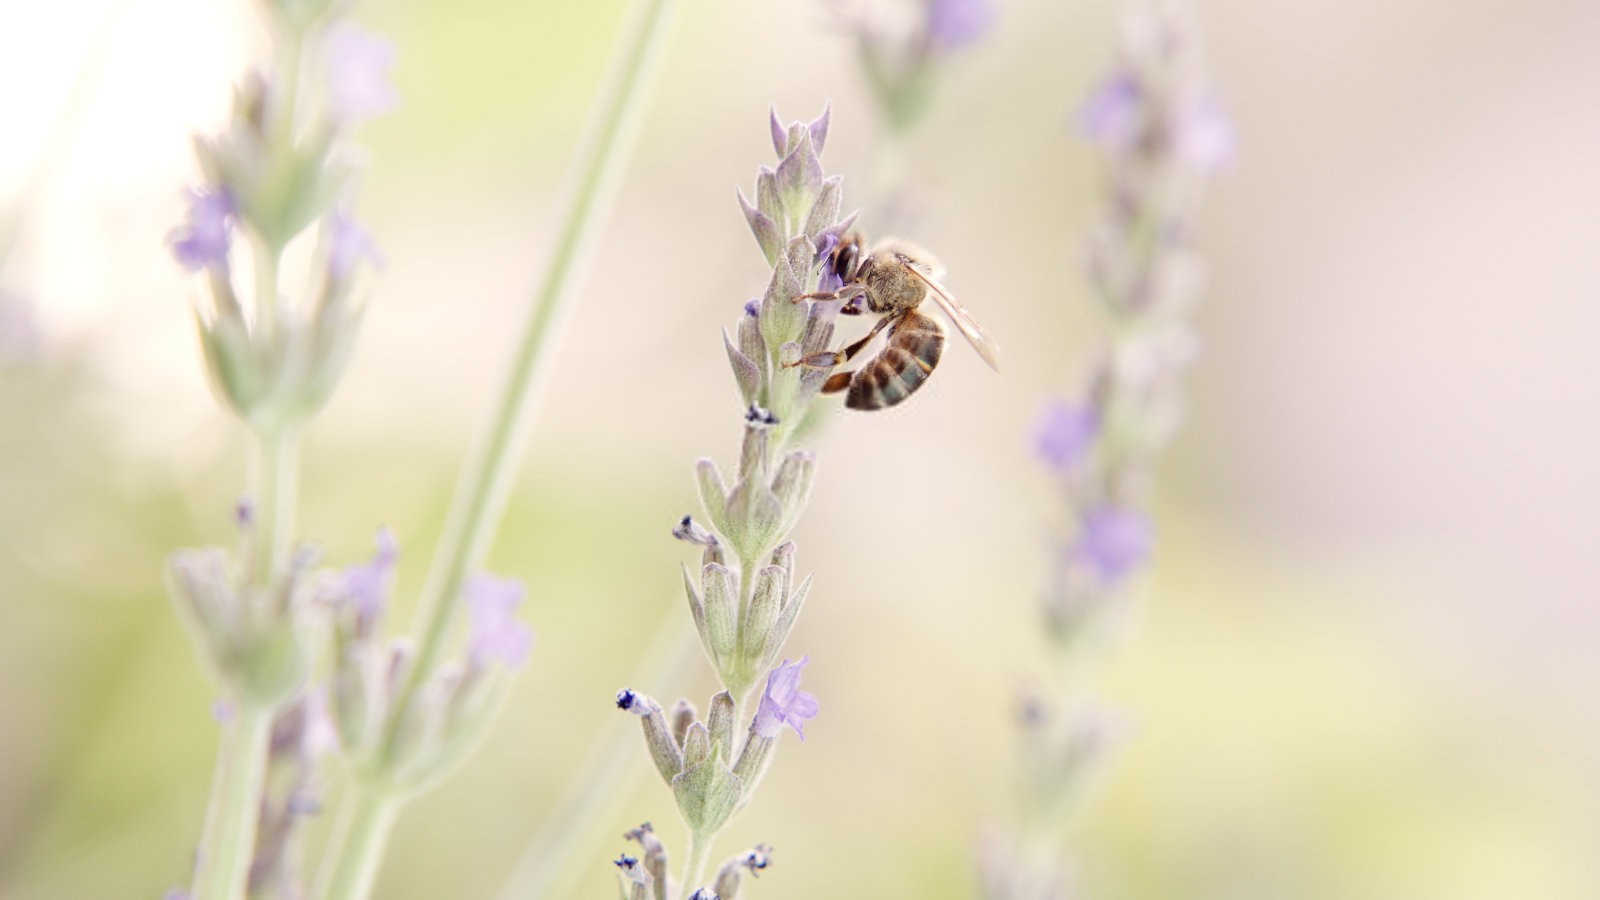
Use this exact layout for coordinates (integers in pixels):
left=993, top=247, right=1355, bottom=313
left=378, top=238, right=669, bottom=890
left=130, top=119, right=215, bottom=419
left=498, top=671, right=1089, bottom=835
left=466, top=573, right=533, bottom=667
left=927, top=0, right=997, bottom=51
left=324, top=24, right=399, bottom=124
left=1033, top=400, right=1100, bottom=471
left=169, top=188, right=234, bottom=271
left=986, top=4, right=1230, bottom=898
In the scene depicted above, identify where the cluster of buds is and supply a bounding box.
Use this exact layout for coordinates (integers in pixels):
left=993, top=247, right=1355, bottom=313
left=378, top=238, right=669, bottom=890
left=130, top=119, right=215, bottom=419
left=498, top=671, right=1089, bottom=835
left=168, top=504, right=319, bottom=708
left=170, top=6, right=393, bottom=432
left=615, top=821, right=775, bottom=900
left=613, top=107, right=848, bottom=898
left=730, top=105, right=855, bottom=444
left=616, top=652, right=816, bottom=839
left=323, top=530, right=531, bottom=792
left=827, top=0, right=996, bottom=135
left=1036, top=0, right=1231, bottom=644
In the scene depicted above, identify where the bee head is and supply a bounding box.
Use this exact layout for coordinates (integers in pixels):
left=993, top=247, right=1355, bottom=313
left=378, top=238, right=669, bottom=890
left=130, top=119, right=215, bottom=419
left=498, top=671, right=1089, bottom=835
left=831, top=230, right=867, bottom=285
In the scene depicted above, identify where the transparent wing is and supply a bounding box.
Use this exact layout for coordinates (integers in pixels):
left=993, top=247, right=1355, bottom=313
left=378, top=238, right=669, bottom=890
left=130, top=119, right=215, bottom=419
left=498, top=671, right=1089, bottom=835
left=904, top=264, right=1000, bottom=371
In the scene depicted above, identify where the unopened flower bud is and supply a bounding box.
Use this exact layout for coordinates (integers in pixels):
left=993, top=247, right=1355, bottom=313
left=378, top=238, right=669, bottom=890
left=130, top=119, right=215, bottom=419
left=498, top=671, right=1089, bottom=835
left=670, top=698, right=697, bottom=748
left=682, top=721, right=712, bottom=768
left=700, top=563, right=738, bottom=665
left=740, top=566, right=783, bottom=659
left=617, top=689, right=682, bottom=783
left=706, top=690, right=735, bottom=761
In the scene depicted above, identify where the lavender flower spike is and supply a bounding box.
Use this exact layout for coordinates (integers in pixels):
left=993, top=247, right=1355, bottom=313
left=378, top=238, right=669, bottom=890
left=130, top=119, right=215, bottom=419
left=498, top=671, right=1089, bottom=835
left=465, top=573, right=532, bottom=667
left=752, top=656, right=819, bottom=740
left=170, top=187, right=235, bottom=271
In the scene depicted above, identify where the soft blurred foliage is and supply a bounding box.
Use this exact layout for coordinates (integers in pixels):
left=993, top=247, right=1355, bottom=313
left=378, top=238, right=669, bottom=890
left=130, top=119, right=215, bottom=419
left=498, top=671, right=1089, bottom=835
left=2, top=0, right=1598, bottom=898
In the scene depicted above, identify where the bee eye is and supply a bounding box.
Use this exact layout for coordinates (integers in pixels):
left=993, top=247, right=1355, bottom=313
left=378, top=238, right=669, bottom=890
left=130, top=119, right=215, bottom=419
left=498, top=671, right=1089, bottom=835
left=835, top=243, right=859, bottom=282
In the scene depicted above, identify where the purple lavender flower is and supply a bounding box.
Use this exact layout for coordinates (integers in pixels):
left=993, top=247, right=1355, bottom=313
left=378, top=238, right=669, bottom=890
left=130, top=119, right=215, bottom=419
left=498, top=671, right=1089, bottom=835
left=170, top=188, right=235, bottom=271
left=1034, top=400, right=1100, bottom=471
left=1079, top=69, right=1143, bottom=149
left=338, top=528, right=397, bottom=636
left=465, top=574, right=531, bottom=667
left=927, top=0, right=997, bottom=51
left=752, top=656, right=819, bottom=740
left=324, top=24, right=397, bottom=124
left=326, top=212, right=383, bottom=281
left=1074, top=505, right=1152, bottom=583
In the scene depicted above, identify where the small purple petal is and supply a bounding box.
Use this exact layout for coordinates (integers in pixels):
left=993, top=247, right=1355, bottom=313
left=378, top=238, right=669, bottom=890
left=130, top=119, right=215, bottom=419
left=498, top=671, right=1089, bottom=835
left=1079, top=69, right=1143, bottom=148
left=325, top=24, right=398, bottom=123
left=170, top=188, right=235, bottom=271
left=1075, top=505, right=1152, bottom=582
left=813, top=230, right=839, bottom=261
left=1034, top=400, right=1100, bottom=471
left=753, top=656, right=819, bottom=740
left=743, top=298, right=761, bottom=317
left=928, top=0, right=997, bottom=51
left=326, top=212, right=382, bottom=281
left=466, top=573, right=531, bottom=667
left=338, top=528, right=397, bottom=635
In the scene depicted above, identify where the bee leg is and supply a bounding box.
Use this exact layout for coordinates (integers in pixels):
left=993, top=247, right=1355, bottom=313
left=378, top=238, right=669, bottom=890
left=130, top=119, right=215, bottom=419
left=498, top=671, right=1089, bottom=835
left=821, top=372, right=852, bottom=394
left=784, top=315, right=892, bottom=369
left=794, top=284, right=866, bottom=304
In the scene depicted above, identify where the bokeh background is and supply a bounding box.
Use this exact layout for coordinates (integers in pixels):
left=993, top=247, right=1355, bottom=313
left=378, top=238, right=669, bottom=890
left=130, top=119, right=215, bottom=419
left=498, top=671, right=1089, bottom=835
left=3, top=0, right=1598, bottom=897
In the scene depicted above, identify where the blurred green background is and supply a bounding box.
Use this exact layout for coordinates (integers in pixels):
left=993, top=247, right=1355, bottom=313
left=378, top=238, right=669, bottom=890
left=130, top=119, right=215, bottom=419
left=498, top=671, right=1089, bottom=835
left=2, top=0, right=1598, bottom=897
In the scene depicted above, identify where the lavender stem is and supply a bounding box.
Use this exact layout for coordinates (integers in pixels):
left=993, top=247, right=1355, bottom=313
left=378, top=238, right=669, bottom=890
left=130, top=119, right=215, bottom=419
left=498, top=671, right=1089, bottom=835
left=680, top=830, right=714, bottom=896
left=377, top=0, right=677, bottom=763
left=310, top=783, right=401, bottom=900
left=312, top=0, right=678, bottom=894
left=191, top=705, right=274, bottom=900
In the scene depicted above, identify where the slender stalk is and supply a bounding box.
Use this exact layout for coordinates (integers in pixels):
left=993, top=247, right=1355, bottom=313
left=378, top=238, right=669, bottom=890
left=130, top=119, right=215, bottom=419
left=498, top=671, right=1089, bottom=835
left=192, top=704, right=274, bottom=900
left=680, top=830, right=714, bottom=896
left=196, top=425, right=300, bottom=899
left=252, top=428, right=299, bottom=584
left=378, top=0, right=677, bottom=763
left=311, top=2, right=678, bottom=896
left=309, top=783, right=402, bottom=900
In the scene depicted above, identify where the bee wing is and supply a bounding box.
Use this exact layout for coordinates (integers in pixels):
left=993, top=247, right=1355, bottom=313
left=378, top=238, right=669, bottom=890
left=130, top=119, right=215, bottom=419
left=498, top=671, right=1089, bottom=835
left=904, top=264, right=1001, bottom=371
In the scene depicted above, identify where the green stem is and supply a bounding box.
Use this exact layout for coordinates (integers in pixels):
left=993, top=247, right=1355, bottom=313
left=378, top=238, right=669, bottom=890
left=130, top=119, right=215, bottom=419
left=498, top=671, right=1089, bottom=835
left=191, top=704, right=274, bottom=900
left=680, top=830, right=715, bottom=896
left=310, top=1, right=678, bottom=896
left=309, top=783, right=402, bottom=900
left=378, top=0, right=678, bottom=763
left=252, top=428, right=298, bottom=585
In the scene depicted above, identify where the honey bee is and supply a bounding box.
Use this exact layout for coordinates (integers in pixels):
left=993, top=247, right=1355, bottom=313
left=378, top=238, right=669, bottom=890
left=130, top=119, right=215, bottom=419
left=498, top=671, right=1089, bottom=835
left=786, top=232, right=1000, bottom=410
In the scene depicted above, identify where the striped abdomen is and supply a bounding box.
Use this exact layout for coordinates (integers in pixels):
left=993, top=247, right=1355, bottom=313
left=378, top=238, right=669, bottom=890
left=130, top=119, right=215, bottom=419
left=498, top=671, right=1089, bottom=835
left=846, top=311, right=945, bottom=410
